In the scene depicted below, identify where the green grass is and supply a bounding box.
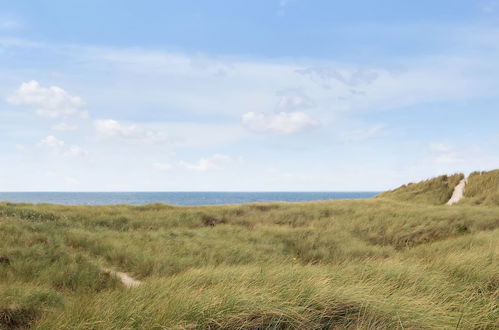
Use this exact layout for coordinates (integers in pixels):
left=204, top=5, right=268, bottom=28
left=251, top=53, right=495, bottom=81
left=1, top=172, right=498, bottom=329
left=462, top=170, right=499, bottom=206
left=377, top=173, right=464, bottom=205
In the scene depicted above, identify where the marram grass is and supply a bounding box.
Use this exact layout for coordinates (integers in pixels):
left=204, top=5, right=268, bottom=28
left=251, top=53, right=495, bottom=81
left=463, top=169, right=499, bottom=206
left=1, top=171, right=498, bottom=329
left=376, top=173, right=464, bottom=205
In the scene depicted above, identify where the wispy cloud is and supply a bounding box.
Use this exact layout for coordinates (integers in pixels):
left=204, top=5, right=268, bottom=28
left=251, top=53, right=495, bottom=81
left=38, top=135, right=87, bottom=157
left=0, top=15, right=22, bottom=30
left=429, top=143, right=464, bottom=164
left=1, top=23, right=499, bottom=190
left=52, top=122, right=78, bottom=131
left=152, top=162, right=173, bottom=171
left=296, top=67, right=379, bottom=88
left=179, top=154, right=232, bottom=171
left=153, top=154, right=233, bottom=172
left=4, top=37, right=499, bottom=120
left=482, top=0, right=499, bottom=13
left=94, top=119, right=169, bottom=143
left=242, top=111, right=318, bottom=134
left=277, top=0, right=288, bottom=16
left=275, top=89, right=315, bottom=112
left=339, top=124, right=388, bottom=143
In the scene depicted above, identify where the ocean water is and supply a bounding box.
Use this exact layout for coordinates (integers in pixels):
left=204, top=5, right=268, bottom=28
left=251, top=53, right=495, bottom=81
left=0, top=192, right=379, bottom=206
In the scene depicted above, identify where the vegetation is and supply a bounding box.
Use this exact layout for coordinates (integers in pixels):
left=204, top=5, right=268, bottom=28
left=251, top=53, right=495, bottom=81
left=463, top=170, right=499, bottom=206
left=0, top=171, right=498, bottom=329
left=377, top=173, right=464, bottom=205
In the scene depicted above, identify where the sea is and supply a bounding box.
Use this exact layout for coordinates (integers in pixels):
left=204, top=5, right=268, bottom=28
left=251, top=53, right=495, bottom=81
left=0, top=192, right=379, bottom=206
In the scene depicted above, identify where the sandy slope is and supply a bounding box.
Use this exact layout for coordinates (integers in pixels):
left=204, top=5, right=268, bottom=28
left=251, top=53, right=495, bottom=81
left=446, top=178, right=467, bottom=205
left=103, top=268, right=141, bottom=288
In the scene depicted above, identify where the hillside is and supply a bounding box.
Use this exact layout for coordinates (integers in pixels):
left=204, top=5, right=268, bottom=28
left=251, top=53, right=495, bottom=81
left=0, top=173, right=498, bottom=329
left=376, top=173, right=464, bottom=205
left=463, top=169, right=499, bottom=206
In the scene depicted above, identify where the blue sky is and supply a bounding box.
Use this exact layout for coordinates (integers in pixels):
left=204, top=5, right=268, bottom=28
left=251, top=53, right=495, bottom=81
left=1, top=0, right=499, bottom=191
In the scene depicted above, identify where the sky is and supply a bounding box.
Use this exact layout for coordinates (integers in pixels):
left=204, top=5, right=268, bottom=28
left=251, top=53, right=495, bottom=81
left=1, top=0, right=499, bottom=191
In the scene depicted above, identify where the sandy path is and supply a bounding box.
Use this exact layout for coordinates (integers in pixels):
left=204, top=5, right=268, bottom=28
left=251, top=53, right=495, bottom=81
left=446, top=178, right=467, bottom=205
left=103, top=268, right=141, bottom=288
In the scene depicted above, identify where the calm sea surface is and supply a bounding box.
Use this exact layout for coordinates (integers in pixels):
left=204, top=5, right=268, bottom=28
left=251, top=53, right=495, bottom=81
left=0, top=192, right=379, bottom=206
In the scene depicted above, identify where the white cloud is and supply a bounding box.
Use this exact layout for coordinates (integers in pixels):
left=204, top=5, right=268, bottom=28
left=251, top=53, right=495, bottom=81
left=242, top=111, right=318, bottom=134
left=152, top=162, right=173, bottom=171
left=179, top=154, right=232, bottom=171
left=94, top=119, right=137, bottom=137
left=39, top=135, right=65, bottom=149
left=94, top=119, right=168, bottom=143
left=52, top=122, right=78, bottom=131
left=38, top=135, right=86, bottom=157
left=7, top=80, right=86, bottom=118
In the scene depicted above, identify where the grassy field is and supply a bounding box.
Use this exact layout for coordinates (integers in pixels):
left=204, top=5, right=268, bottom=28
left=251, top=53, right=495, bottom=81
left=0, top=172, right=498, bottom=329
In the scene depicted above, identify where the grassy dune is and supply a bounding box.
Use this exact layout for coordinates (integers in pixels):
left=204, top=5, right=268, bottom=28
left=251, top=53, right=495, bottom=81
left=377, top=173, right=464, bottom=205
left=463, top=170, right=499, bottom=206
left=1, top=173, right=498, bottom=329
